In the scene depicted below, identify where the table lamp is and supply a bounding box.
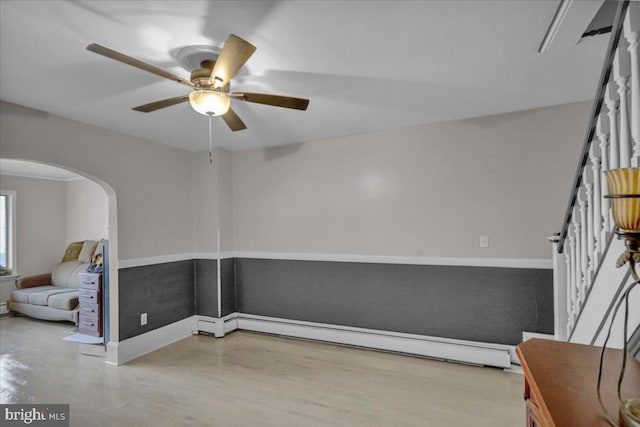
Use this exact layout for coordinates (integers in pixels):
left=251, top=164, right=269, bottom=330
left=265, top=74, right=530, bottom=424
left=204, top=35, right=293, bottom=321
left=604, top=167, right=640, bottom=427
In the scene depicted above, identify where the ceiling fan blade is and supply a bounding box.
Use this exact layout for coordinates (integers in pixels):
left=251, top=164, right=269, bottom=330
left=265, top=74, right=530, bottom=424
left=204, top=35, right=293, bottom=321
left=231, top=92, right=309, bottom=110
left=132, top=95, right=190, bottom=113
left=221, top=107, right=247, bottom=131
left=210, top=34, right=256, bottom=88
left=87, top=43, right=194, bottom=88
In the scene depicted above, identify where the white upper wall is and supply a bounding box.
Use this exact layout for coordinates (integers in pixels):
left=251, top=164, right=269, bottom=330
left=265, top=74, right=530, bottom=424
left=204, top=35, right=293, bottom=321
left=1, top=99, right=591, bottom=262
left=232, top=101, right=591, bottom=260
left=0, top=101, right=194, bottom=260
left=0, top=174, right=65, bottom=277
left=65, top=178, right=108, bottom=245
left=193, top=148, right=234, bottom=253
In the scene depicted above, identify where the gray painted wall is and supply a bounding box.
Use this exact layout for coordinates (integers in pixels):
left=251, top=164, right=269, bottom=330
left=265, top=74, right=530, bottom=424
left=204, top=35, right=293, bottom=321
left=118, top=257, right=552, bottom=346
left=194, top=259, right=217, bottom=318
left=235, top=258, right=553, bottom=345
left=220, top=258, right=236, bottom=317
left=119, top=258, right=235, bottom=340
left=194, top=258, right=236, bottom=318
left=118, top=260, right=195, bottom=340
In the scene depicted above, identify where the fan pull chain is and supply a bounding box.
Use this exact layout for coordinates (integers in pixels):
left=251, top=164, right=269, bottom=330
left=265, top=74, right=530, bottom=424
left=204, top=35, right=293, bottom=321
left=208, top=113, right=213, bottom=165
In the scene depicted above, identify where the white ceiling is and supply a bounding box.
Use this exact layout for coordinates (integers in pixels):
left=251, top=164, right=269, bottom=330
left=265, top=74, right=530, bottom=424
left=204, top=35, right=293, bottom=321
left=0, top=0, right=608, bottom=152
left=0, top=159, right=82, bottom=181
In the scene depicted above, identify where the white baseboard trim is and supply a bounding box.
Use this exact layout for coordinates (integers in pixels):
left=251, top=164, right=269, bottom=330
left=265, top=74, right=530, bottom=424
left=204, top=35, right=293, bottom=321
left=192, top=313, right=514, bottom=368
left=108, top=313, right=517, bottom=368
left=117, top=252, right=551, bottom=269
left=109, top=317, right=194, bottom=365
left=105, top=341, right=118, bottom=365
left=0, top=302, right=7, bottom=315
left=193, top=314, right=238, bottom=337
left=503, top=365, right=524, bottom=375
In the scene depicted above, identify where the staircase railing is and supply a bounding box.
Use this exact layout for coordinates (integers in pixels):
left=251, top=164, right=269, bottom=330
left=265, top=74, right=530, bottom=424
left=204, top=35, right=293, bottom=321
left=557, top=0, right=639, bottom=339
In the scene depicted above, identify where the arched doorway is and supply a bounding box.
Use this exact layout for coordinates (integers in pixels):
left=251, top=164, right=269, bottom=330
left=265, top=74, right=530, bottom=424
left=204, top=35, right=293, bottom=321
left=0, top=158, right=119, bottom=362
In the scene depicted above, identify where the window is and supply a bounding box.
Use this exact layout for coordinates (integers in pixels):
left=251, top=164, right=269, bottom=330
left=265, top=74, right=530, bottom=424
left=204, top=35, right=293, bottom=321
left=0, top=191, right=16, bottom=275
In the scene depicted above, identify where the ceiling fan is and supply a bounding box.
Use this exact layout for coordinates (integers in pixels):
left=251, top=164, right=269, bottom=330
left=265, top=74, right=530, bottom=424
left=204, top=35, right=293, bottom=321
left=86, top=34, right=309, bottom=132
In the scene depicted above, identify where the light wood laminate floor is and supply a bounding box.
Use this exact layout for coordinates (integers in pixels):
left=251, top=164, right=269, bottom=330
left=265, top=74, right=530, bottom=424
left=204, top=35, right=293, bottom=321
left=0, top=316, right=525, bottom=426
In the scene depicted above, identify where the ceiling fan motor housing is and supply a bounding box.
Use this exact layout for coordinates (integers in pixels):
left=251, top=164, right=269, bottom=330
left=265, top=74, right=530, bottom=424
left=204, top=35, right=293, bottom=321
left=189, top=62, right=230, bottom=92
left=190, top=67, right=214, bottom=88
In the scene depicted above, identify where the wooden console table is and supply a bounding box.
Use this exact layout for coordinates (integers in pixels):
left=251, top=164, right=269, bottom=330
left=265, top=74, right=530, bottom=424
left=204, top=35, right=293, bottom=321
left=516, top=338, right=640, bottom=427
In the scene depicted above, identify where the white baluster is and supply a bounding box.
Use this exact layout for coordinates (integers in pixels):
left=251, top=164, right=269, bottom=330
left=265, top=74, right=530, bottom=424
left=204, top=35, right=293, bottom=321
left=590, top=144, right=602, bottom=267
left=626, top=4, right=640, bottom=165
left=565, top=239, right=573, bottom=335
left=597, top=113, right=611, bottom=244
left=606, top=82, right=620, bottom=170
left=579, top=192, right=588, bottom=303
left=584, top=176, right=595, bottom=284
left=571, top=214, right=580, bottom=318
left=614, top=36, right=632, bottom=167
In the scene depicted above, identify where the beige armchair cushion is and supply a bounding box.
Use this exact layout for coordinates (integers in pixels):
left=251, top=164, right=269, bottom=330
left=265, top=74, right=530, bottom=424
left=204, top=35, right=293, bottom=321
left=61, top=241, right=83, bottom=262
left=46, top=291, right=79, bottom=310
left=51, top=261, right=87, bottom=289
left=78, top=240, right=99, bottom=263
left=28, top=288, right=76, bottom=306
left=11, top=286, right=57, bottom=303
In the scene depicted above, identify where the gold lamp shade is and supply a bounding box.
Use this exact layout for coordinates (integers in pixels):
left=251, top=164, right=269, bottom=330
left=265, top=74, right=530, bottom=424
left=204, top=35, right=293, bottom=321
left=606, top=168, right=640, bottom=233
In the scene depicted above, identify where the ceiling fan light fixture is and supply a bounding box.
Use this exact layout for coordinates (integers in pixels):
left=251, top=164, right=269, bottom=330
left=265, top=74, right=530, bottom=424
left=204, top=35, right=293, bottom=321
left=87, top=35, right=308, bottom=131
left=189, top=90, right=230, bottom=116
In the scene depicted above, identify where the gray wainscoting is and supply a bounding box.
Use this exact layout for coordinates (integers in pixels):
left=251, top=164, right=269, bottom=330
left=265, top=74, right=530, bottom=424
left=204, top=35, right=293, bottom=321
left=194, top=259, right=217, bottom=318
left=235, top=258, right=553, bottom=345
left=117, top=257, right=553, bottom=346
left=220, top=258, right=236, bottom=316
left=194, top=258, right=236, bottom=317
left=118, top=260, right=195, bottom=340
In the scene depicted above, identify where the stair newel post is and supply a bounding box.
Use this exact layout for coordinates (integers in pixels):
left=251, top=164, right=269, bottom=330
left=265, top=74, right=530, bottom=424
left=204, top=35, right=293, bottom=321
left=625, top=4, right=640, bottom=166
left=578, top=191, right=588, bottom=304
left=597, top=113, right=611, bottom=245
left=590, top=143, right=602, bottom=267
left=614, top=36, right=632, bottom=168
left=571, top=211, right=580, bottom=318
left=606, top=82, right=621, bottom=170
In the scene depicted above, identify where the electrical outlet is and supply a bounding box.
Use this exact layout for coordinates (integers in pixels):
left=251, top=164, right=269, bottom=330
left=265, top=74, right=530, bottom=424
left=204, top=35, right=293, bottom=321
left=480, top=236, right=489, bottom=248
left=140, top=312, right=147, bottom=326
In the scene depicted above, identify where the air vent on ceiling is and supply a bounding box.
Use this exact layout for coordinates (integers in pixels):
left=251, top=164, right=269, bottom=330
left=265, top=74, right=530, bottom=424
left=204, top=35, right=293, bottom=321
left=538, top=0, right=617, bottom=53
left=581, top=0, right=617, bottom=39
